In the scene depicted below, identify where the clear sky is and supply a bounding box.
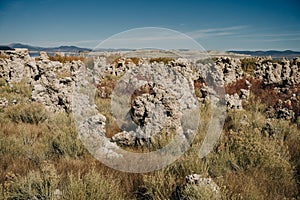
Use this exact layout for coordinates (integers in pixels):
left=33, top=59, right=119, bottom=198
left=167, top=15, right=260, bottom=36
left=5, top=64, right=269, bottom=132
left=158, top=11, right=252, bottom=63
left=0, top=0, right=299, bottom=51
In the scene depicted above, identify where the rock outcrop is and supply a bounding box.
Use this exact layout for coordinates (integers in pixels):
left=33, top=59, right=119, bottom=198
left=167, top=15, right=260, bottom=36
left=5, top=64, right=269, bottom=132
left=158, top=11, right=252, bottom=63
left=0, top=48, right=36, bottom=83
left=216, top=57, right=244, bottom=84
left=255, top=58, right=300, bottom=85
left=0, top=97, right=8, bottom=109
left=0, top=49, right=83, bottom=112
left=111, top=83, right=181, bottom=147
left=0, top=49, right=299, bottom=120
left=185, top=174, right=221, bottom=198
left=31, top=53, right=83, bottom=112
left=225, top=93, right=243, bottom=110
left=106, top=61, right=199, bottom=148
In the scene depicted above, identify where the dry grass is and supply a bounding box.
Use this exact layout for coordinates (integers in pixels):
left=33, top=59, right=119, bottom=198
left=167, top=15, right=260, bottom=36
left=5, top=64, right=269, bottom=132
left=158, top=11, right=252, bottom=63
left=0, top=53, right=9, bottom=59
left=0, top=110, right=142, bottom=199
left=5, top=102, right=48, bottom=124
left=63, top=168, right=126, bottom=200
left=94, top=98, right=121, bottom=138
left=194, top=78, right=206, bottom=98
left=48, top=54, right=85, bottom=63
left=125, top=57, right=140, bottom=65
left=94, top=73, right=124, bottom=138
left=240, top=58, right=257, bottom=74
left=96, top=73, right=119, bottom=99
left=149, top=57, right=174, bottom=64
left=0, top=79, right=32, bottom=98
left=1, top=100, right=299, bottom=199
left=129, top=57, right=140, bottom=65
left=109, top=56, right=140, bottom=66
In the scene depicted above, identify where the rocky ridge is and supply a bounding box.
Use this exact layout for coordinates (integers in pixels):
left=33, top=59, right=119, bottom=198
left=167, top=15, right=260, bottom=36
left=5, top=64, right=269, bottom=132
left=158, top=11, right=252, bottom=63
left=0, top=49, right=299, bottom=131
left=1, top=49, right=300, bottom=197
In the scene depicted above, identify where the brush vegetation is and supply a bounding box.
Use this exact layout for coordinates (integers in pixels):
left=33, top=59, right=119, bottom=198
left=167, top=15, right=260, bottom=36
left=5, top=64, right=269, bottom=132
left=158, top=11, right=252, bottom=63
left=48, top=54, right=85, bottom=63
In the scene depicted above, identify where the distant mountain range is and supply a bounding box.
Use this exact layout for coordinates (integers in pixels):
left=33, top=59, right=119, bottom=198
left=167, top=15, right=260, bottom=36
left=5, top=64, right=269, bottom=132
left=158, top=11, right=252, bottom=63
left=0, top=45, right=14, bottom=50
left=228, top=50, right=300, bottom=58
left=1, top=43, right=300, bottom=58
left=0, top=43, right=92, bottom=52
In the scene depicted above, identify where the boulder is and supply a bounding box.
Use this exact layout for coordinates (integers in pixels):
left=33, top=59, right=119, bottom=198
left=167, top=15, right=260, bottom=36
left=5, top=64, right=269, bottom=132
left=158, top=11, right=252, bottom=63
left=185, top=174, right=221, bottom=197
left=111, top=83, right=181, bottom=147
left=225, top=93, right=243, bottom=110
left=0, top=97, right=8, bottom=108
left=240, top=88, right=250, bottom=100
left=277, top=108, right=294, bottom=120
left=216, top=57, right=243, bottom=84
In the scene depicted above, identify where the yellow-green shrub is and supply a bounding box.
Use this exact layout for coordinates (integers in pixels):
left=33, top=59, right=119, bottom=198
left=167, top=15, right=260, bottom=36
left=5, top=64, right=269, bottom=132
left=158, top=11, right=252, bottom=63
left=3, top=162, right=59, bottom=200
left=63, top=168, right=126, bottom=200
left=5, top=102, right=48, bottom=124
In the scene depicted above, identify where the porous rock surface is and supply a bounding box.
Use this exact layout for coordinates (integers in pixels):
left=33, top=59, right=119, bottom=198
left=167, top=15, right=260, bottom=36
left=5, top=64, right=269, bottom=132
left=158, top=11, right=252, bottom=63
left=0, top=49, right=299, bottom=134
left=185, top=174, right=221, bottom=197
left=0, top=49, right=83, bottom=112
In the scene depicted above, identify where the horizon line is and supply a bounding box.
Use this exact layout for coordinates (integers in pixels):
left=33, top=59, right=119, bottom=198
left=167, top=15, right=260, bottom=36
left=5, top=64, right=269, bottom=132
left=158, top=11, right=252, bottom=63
left=1, top=42, right=300, bottom=52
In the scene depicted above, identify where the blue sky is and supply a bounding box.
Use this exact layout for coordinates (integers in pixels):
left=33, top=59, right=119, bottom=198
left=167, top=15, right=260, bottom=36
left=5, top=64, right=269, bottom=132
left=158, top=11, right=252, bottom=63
left=0, top=0, right=299, bottom=50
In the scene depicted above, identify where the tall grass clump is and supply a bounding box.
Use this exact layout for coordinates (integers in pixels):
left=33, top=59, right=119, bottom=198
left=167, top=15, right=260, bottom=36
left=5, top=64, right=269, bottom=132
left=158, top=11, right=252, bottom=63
left=5, top=102, right=48, bottom=124
left=207, top=101, right=299, bottom=199
left=240, top=58, right=257, bottom=74
left=3, top=162, right=59, bottom=200
left=47, top=113, right=87, bottom=158
left=63, top=168, right=126, bottom=200
left=0, top=79, right=33, bottom=104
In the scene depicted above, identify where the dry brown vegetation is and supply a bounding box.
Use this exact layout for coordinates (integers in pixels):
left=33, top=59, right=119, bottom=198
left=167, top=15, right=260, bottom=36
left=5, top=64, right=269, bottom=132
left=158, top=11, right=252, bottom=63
left=109, top=57, right=140, bottom=66
left=126, top=57, right=140, bottom=65
left=0, top=54, right=9, bottom=59
left=240, top=58, right=257, bottom=74
left=96, top=73, right=119, bottom=98
left=48, top=54, right=85, bottom=63
left=226, top=77, right=300, bottom=119
left=194, top=78, right=206, bottom=98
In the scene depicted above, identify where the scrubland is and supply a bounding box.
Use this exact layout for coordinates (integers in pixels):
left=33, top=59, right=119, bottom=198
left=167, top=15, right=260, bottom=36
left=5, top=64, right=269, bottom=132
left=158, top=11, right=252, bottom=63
left=0, top=55, right=299, bottom=199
